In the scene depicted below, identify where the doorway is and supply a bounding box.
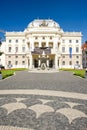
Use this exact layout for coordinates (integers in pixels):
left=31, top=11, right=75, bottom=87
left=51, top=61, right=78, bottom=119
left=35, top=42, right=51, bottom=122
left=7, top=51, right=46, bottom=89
left=34, top=59, right=38, bottom=68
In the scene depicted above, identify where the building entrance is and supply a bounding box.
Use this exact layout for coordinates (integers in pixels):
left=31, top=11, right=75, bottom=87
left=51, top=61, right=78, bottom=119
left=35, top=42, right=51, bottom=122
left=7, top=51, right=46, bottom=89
left=49, top=59, right=54, bottom=68
left=34, top=59, right=38, bottom=68
left=32, top=47, right=55, bottom=69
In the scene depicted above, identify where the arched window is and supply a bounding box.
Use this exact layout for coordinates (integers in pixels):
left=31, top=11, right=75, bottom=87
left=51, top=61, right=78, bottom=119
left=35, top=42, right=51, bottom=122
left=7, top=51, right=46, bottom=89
left=8, top=45, right=12, bottom=52
left=62, top=61, right=65, bottom=65
left=76, top=47, right=79, bottom=53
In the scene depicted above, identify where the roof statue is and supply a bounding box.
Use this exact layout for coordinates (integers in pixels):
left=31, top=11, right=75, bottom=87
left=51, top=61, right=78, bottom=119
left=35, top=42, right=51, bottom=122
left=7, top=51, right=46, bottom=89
left=39, top=20, right=48, bottom=27
left=27, top=19, right=60, bottom=28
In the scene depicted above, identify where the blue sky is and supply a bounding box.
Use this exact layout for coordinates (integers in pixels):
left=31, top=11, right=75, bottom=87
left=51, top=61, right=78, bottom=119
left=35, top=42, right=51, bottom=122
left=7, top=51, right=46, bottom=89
left=0, top=0, right=87, bottom=43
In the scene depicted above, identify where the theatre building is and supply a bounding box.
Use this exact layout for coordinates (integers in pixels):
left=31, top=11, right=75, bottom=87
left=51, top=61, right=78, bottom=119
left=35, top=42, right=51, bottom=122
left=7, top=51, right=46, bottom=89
left=0, top=19, right=82, bottom=69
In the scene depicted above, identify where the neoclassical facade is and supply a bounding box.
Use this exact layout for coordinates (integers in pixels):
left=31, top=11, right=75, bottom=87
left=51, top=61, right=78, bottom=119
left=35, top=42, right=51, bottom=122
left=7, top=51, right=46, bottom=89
left=0, top=19, right=82, bottom=69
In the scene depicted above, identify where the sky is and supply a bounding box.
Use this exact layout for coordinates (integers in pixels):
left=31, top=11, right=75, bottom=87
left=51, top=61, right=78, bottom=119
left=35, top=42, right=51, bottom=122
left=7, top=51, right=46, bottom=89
left=0, top=0, right=87, bottom=43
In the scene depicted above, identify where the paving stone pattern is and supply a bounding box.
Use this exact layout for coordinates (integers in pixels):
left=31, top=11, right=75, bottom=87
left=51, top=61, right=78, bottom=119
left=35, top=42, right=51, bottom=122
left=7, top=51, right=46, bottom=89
left=0, top=95, right=87, bottom=130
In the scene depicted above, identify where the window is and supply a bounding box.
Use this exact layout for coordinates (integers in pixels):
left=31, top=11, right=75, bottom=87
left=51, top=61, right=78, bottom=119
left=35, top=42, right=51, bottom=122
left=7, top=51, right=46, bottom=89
left=83, top=58, right=85, bottom=61
left=9, top=39, right=11, bottom=43
left=49, top=42, right=53, bottom=48
left=62, top=39, right=65, bottom=43
left=76, top=47, right=79, bottom=53
left=8, top=56, right=11, bottom=58
left=69, top=40, right=72, bottom=43
left=50, top=36, right=52, bottom=40
left=69, top=61, right=72, bottom=65
left=42, top=37, right=45, bottom=39
left=8, top=47, right=12, bottom=52
left=62, top=61, right=65, bottom=65
left=62, top=47, right=65, bottom=52
left=76, top=56, right=79, bottom=58
left=16, top=39, right=18, bottom=43
left=22, top=55, right=25, bottom=58
left=15, top=47, right=18, bottom=52
left=35, top=37, right=38, bottom=40
left=22, top=61, right=25, bottom=65
left=23, top=39, right=25, bottom=43
left=76, top=61, right=79, bottom=64
left=42, top=42, right=46, bottom=47
left=22, top=46, right=25, bottom=52
left=76, top=40, right=79, bottom=43
left=62, top=56, right=65, bottom=58
left=8, top=61, right=11, bottom=65
left=15, top=56, right=18, bottom=58
left=15, top=61, right=18, bottom=65
left=34, top=42, right=39, bottom=48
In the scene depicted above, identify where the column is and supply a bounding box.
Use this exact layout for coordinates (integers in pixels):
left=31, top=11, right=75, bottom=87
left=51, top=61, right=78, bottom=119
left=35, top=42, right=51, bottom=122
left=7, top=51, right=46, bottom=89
left=39, top=41, right=41, bottom=47
left=38, top=59, right=41, bottom=67
left=47, top=55, right=49, bottom=67
left=46, top=40, right=49, bottom=47
left=55, top=55, right=58, bottom=69
left=30, top=38, right=34, bottom=51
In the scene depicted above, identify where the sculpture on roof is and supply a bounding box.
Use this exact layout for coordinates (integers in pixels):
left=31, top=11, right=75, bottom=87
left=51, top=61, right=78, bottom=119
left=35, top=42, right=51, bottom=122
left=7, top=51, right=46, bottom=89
left=39, top=20, right=48, bottom=27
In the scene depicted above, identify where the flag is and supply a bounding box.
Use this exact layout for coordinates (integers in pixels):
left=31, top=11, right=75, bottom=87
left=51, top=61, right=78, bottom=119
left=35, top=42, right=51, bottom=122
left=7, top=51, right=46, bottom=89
left=69, top=47, right=72, bottom=58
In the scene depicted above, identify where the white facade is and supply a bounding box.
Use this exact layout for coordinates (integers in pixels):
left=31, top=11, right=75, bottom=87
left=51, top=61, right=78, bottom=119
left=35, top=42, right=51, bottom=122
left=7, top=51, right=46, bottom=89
left=0, top=19, right=82, bottom=69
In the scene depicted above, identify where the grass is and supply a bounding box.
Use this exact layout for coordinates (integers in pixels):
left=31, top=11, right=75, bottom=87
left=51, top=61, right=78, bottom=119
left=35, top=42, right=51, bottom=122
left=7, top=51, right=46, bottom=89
left=60, top=68, right=86, bottom=78
left=0, top=68, right=86, bottom=79
left=1, top=68, right=27, bottom=79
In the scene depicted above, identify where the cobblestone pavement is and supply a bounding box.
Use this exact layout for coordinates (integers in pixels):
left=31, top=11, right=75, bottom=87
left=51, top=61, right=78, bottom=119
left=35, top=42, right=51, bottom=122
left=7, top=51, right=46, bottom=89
left=0, top=70, right=87, bottom=130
